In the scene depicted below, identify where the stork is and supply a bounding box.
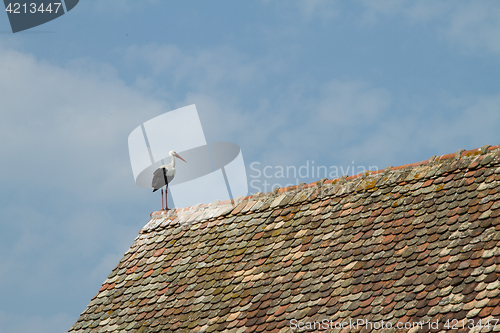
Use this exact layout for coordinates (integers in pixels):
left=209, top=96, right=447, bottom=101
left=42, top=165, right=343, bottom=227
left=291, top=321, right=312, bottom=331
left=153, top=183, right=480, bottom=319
left=152, top=150, right=187, bottom=210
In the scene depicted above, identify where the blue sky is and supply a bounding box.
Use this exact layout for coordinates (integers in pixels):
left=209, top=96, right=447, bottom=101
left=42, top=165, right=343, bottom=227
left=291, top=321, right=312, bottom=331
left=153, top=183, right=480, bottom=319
left=0, top=1, right=499, bottom=332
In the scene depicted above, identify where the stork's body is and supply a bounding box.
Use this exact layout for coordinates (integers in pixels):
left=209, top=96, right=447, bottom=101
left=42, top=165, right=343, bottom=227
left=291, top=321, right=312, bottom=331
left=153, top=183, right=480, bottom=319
left=152, top=150, right=186, bottom=210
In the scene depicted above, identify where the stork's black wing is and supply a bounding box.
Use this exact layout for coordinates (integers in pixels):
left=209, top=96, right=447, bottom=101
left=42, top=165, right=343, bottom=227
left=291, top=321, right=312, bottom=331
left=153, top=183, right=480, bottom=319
left=152, top=167, right=169, bottom=192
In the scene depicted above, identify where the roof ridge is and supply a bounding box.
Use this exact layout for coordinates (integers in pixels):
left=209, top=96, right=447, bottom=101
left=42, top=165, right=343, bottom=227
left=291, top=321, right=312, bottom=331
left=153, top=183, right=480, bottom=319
left=141, top=144, right=500, bottom=233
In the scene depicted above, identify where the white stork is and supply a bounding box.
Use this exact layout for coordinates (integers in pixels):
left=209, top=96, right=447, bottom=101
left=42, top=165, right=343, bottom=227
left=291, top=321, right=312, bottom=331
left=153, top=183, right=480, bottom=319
left=152, top=150, right=187, bottom=210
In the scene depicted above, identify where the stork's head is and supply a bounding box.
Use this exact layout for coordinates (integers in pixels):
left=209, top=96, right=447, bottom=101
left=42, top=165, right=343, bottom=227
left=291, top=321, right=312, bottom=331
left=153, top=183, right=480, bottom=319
left=170, top=150, right=187, bottom=162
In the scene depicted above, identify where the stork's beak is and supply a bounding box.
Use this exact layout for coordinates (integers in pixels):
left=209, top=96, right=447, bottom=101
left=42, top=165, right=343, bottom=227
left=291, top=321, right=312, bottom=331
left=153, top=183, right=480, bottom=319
left=175, top=153, right=187, bottom=163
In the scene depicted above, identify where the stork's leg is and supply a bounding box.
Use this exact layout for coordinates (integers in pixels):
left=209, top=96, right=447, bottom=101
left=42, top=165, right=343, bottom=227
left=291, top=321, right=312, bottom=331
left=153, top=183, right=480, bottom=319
left=161, top=189, right=164, bottom=210
left=165, top=184, right=169, bottom=210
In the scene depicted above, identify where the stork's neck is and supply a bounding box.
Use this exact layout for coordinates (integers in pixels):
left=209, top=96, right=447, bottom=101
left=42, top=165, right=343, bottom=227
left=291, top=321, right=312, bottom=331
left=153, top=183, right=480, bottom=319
left=169, top=153, right=175, bottom=168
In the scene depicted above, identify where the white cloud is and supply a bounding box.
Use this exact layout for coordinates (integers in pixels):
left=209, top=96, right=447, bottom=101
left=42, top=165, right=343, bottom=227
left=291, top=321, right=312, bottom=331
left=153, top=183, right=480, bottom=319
left=256, top=79, right=392, bottom=167
left=442, top=93, right=500, bottom=146
left=260, top=0, right=339, bottom=23
left=361, top=0, right=450, bottom=22
left=444, top=2, right=500, bottom=54
left=299, top=0, right=339, bottom=22
left=120, top=40, right=499, bottom=175
left=280, top=1, right=500, bottom=56
left=361, top=1, right=500, bottom=55
left=0, top=310, right=76, bottom=333
left=86, top=0, right=161, bottom=16
left=167, top=77, right=393, bottom=171
left=122, top=42, right=290, bottom=155
left=0, top=44, right=170, bottom=203
left=125, top=43, right=266, bottom=92
left=0, top=35, right=488, bottom=197
left=316, top=80, right=391, bottom=125
left=337, top=91, right=500, bottom=169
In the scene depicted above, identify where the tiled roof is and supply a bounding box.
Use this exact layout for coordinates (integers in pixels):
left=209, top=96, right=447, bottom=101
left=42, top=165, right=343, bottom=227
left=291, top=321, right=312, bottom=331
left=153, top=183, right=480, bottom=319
left=69, top=145, right=500, bottom=333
